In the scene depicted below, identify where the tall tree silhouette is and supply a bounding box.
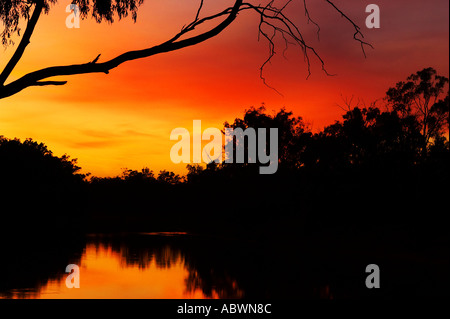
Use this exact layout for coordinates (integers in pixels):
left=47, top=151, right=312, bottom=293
left=386, top=67, right=449, bottom=154
left=0, top=0, right=372, bottom=99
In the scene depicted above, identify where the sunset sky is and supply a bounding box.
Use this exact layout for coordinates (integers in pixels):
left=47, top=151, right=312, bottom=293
left=0, top=0, right=448, bottom=177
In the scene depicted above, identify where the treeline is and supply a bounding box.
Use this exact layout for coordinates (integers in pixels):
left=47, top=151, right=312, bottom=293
left=0, top=67, right=448, bottom=237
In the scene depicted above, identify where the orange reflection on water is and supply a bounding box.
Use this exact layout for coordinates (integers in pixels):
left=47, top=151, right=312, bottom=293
left=32, top=243, right=217, bottom=299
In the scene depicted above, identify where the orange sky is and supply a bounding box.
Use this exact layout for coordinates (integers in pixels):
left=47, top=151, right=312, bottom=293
left=0, top=0, right=448, bottom=177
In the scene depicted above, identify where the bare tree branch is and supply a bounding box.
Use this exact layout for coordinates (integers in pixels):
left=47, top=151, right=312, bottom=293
left=0, top=0, right=372, bottom=100
left=303, top=0, right=320, bottom=40
left=0, top=0, right=243, bottom=99
left=194, top=0, right=204, bottom=22
left=31, top=80, right=68, bottom=87
left=324, top=0, right=373, bottom=57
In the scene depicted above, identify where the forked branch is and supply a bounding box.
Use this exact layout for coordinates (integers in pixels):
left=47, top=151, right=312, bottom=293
left=0, top=0, right=372, bottom=100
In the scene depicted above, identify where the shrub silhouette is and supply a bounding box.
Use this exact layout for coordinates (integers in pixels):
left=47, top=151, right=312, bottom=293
left=0, top=136, right=86, bottom=236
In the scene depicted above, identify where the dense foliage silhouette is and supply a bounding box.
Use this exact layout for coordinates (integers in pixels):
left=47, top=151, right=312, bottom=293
left=0, top=136, right=86, bottom=235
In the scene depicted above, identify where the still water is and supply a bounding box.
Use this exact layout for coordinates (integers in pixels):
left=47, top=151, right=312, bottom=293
left=1, top=230, right=439, bottom=299
left=0, top=230, right=370, bottom=299
left=0, top=233, right=244, bottom=299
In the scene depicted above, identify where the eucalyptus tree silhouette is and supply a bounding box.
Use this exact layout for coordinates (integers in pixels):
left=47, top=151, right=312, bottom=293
left=386, top=67, right=449, bottom=153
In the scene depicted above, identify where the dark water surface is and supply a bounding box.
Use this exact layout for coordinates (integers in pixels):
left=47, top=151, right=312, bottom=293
left=0, top=231, right=448, bottom=299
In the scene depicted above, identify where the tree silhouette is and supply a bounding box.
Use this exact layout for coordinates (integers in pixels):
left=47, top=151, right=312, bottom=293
left=0, top=0, right=372, bottom=99
left=223, top=106, right=310, bottom=170
left=0, top=136, right=86, bottom=234
left=0, top=135, right=85, bottom=186
left=306, top=106, right=424, bottom=170
left=386, top=67, right=449, bottom=154
left=157, top=169, right=183, bottom=184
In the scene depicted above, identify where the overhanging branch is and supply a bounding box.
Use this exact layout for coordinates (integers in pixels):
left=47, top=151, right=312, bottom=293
left=0, top=0, right=372, bottom=100
left=31, top=81, right=68, bottom=87
left=0, top=0, right=243, bottom=99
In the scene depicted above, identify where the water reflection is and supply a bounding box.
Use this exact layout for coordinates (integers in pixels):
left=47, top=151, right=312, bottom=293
left=1, top=231, right=446, bottom=299
left=38, top=243, right=214, bottom=298
left=0, top=233, right=244, bottom=299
